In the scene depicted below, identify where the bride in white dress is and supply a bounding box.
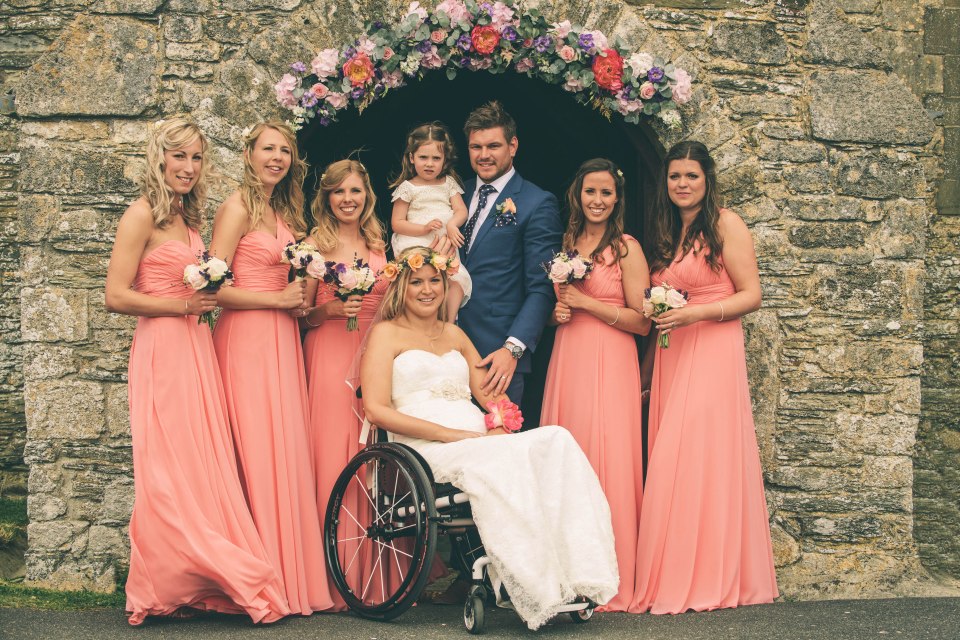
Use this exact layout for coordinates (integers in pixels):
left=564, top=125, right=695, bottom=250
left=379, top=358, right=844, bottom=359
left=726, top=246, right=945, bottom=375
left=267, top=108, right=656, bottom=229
left=361, top=247, right=619, bottom=630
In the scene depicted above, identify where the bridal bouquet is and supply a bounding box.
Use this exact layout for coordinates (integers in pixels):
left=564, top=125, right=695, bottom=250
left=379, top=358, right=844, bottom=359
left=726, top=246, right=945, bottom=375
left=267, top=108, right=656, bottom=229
left=484, top=398, right=523, bottom=433
left=282, top=241, right=324, bottom=280
left=183, top=252, right=233, bottom=330
left=643, top=283, right=689, bottom=349
left=541, top=250, right=593, bottom=284
left=322, top=256, right=377, bottom=331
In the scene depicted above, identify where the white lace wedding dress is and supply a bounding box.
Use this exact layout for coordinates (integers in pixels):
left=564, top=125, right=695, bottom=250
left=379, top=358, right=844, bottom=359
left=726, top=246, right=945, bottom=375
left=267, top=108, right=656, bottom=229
left=389, top=349, right=619, bottom=630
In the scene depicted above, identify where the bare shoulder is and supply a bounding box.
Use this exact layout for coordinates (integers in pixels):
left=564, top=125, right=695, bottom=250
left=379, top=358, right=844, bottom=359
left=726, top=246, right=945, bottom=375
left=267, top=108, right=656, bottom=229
left=367, top=321, right=401, bottom=346
left=718, top=208, right=750, bottom=239
left=116, top=198, right=156, bottom=235
left=619, top=235, right=647, bottom=267
left=215, top=191, right=248, bottom=224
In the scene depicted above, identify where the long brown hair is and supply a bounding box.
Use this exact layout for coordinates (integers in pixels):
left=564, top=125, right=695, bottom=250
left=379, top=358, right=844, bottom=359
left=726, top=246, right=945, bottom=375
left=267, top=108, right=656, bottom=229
left=309, top=159, right=386, bottom=253
left=240, top=121, right=308, bottom=237
left=647, top=141, right=723, bottom=273
left=562, top=158, right=628, bottom=265
left=141, top=117, right=208, bottom=230
left=390, top=121, right=462, bottom=188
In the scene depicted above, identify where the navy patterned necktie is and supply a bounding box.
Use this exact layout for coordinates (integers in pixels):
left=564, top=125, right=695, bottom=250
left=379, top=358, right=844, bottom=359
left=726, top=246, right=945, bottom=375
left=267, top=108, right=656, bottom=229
left=461, top=184, right=497, bottom=254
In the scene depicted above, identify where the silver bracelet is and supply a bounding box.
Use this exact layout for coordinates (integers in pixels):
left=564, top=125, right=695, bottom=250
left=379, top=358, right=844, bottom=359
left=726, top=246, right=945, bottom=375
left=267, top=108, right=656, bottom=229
left=718, top=301, right=725, bottom=322
left=608, top=307, right=620, bottom=326
left=304, top=311, right=320, bottom=328
left=184, top=299, right=189, bottom=316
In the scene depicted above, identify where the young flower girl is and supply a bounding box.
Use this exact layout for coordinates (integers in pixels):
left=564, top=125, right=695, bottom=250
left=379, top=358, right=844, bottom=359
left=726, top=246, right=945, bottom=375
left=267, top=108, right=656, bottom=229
left=390, top=122, right=472, bottom=319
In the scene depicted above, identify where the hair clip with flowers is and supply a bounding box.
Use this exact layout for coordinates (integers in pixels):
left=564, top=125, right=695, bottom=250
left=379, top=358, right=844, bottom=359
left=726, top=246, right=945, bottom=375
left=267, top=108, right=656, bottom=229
left=380, top=250, right=460, bottom=282
left=616, top=168, right=624, bottom=178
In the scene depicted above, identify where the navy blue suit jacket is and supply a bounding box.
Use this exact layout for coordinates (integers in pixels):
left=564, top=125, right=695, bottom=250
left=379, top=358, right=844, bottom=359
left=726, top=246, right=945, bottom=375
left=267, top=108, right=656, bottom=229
left=458, top=171, right=563, bottom=375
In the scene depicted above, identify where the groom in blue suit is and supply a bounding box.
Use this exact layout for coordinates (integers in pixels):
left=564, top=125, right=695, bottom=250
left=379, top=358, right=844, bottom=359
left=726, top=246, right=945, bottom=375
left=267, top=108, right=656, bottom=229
left=456, top=101, right=562, bottom=404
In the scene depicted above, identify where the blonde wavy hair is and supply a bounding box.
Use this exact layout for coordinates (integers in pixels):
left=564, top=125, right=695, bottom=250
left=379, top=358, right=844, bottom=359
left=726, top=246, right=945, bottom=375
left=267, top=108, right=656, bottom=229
left=379, top=246, right=449, bottom=322
left=141, top=117, right=208, bottom=229
left=241, top=121, right=308, bottom=237
left=309, top=159, right=386, bottom=253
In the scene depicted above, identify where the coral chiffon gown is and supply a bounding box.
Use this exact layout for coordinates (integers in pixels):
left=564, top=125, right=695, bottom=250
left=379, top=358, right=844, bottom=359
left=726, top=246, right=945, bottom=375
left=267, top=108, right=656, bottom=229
left=303, top=249, right=388, bottom=610
left=540, top=238, right=644, bottom=612
left=125, top=228, right=288, bottom=625
left=630, top=245, right=779, bottom=614
left=213, top=219, right=334, bottom=615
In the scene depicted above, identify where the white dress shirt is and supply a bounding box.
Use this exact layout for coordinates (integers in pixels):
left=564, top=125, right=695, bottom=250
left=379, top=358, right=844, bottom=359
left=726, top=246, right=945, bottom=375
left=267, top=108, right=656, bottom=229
left=466, top=167, right=516, bottom=248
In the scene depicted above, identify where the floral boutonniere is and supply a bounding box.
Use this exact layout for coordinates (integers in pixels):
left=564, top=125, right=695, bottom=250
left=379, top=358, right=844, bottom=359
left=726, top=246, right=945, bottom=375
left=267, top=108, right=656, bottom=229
left=494, top=198, right=517, bottom=227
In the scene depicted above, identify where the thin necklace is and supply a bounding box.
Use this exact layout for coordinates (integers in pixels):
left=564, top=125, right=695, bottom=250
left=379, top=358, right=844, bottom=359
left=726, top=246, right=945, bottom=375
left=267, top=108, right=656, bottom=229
left=426, top=322, right=444, bottom=344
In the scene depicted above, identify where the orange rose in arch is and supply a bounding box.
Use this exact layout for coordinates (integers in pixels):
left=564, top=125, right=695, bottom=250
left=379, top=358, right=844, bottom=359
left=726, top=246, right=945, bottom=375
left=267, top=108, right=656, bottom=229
left=343, top=52, right=374, bottom=86
left=471, top=25, right=501, bottom=55
left=592, top=49, right=624, bottom=92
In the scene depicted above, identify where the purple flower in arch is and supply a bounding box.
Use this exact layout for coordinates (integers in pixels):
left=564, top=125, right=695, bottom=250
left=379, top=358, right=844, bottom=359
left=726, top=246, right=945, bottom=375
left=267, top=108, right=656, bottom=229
left=502, top=25, right=519, bottom=42
left=416, top=40, right=433, bottom=53
left=300, top=92, right=319, bottom=108
left=319, top=116, right=331, bottom=126
left=290, top=61, right=307, bottom=74
left=620, top=84, right=635, bottom=99
left=533, top=35, right=551, bottom=53
left=372, top=20, right=385, bottom=30
left=350, top=86, right=365, bottom=100
left=459, top=56, right=471, bottom=67
left=577, top=33, right=594, bottom=52
left=647, top=66, right=665, bottom=83
left=344, top=45, right=357, bottom=59
left=457, top=34, right=473, bottom=51
left=373, top=83, right=385, bottom=97
left=479, top=2, right=493, bottom=15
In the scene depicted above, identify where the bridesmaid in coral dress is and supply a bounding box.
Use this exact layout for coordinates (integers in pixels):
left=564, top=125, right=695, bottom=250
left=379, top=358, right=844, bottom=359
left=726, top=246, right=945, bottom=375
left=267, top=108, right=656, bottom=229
left=630, top=141, right=778, bottom=614
left=105, top=118, right=288, bottom=625
left=540, top=158, right=651, bottom=612
left=301, top=160, right=388, bottom=609
left=210, top=122, right=334, bottom=615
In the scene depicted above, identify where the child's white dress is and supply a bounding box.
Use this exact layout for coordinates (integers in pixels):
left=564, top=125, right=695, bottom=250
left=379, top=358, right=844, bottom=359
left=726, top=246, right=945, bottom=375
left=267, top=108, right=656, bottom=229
left=391, top=176, right=472, bottom=305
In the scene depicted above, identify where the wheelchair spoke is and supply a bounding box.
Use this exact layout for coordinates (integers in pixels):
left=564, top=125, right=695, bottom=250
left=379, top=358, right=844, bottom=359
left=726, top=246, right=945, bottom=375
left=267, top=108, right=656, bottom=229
left=382, top=539, right=414, bottom=559
left=339, top=502, right=366, bottom=532
left=353, top=471, right=378, bottom=512
left=341, top=529, right=368, bottom=577
left=361, top=539, right=384, bottom=601
left=376, top=490, right=411, bottom=525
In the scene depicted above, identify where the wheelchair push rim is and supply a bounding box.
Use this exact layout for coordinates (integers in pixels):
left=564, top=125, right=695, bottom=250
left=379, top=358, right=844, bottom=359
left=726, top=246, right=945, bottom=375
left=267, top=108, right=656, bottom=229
left=324, top=443, right=438, bottom=620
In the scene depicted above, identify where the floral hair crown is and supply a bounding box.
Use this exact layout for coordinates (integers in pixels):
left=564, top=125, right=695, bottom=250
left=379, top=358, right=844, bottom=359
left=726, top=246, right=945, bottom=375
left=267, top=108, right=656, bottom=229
left=381, top=250, right=460, bottom=282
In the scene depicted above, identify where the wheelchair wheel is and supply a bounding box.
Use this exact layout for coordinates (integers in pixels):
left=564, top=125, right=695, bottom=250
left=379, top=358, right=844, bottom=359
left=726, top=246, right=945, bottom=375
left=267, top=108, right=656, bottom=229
left=569, top=596, right=594, bottom=623
left=325, top=443, right=438, bottom=620
left=464, top=585, right=487, bottom=634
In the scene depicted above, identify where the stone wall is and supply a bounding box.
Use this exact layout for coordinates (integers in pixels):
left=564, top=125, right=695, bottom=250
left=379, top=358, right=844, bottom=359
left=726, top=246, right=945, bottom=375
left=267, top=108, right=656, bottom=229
left=4, top=0, right=957, bottom=596
left=915, top=1, right=960, bottom=579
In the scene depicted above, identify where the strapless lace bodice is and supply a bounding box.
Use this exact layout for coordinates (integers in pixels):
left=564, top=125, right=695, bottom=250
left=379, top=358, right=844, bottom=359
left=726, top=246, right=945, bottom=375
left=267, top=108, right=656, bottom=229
left=391, top=350, right=485, bottom=436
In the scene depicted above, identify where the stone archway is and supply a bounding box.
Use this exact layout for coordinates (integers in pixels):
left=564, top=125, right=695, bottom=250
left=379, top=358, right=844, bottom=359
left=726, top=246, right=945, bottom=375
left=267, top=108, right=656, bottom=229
left=299, top=68, right=664, bottom=420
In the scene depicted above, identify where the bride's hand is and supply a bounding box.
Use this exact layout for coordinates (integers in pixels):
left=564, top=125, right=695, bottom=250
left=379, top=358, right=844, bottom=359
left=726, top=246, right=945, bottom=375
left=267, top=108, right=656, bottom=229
left=485, top=427, right=508, bottom=436
left=438, top=428, right=483, bottom=443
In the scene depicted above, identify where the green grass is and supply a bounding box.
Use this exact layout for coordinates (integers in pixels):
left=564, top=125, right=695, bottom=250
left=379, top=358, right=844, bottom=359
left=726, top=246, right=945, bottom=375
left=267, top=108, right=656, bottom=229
left=0, top=580, right=126, bottom=610
left=0, top=497, right=26, bottom=546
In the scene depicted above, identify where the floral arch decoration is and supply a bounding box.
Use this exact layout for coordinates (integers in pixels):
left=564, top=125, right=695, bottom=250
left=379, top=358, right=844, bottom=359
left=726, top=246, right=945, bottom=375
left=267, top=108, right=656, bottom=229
left=275, top=1, right=693, bottom=131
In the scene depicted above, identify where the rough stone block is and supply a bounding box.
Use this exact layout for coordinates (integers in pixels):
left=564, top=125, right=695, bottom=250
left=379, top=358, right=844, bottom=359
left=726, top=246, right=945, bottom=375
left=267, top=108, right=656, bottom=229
left=21, top=287, right=88, bottom=342
left=22, top=344, right=78, bottom=381
left=25, top=552, right=116, bottom=593
left=783, top=164, right=833, bottom=195
left=93, top=0, right=163, bottom=13
left=833, top=150, right=927, bottom=199
left=710, top=20, right=788, bottom=65
left=27, top=521, right=87, bottom=551
left=163, top=15, right=203, bottom=43
left=19, top=141, right=134, bottom=195
left=806, top=5, right=887, bottom=69
left=27, top=493, right=66, bottom=522
left=789, top=222, right=866, bottom=249
left=104, top=384, right=129, bottom=441
left=87, top=524, right=126, bottom=555
left=165, top=41, right=221, bottom=62
left=809, top=70, right=935, bottom=145
left=16, top=16, right=159, bottom=117
left=924, top=8, right=960, bottom=56
left=25, top=380, right=105, bottom=441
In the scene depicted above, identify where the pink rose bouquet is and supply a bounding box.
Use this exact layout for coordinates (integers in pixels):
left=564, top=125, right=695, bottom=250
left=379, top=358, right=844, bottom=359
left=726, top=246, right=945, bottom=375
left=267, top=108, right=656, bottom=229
left=322, top=255, right=377, bottom=331
left=282, top=241, right=324, bottom=280
left=643, top=283, right=689, bottom=349
left=541, top=249, right=593, bottom=284
left=484, top=398, right=523, bottom=433
left=183, top=252, right=233, bottom=329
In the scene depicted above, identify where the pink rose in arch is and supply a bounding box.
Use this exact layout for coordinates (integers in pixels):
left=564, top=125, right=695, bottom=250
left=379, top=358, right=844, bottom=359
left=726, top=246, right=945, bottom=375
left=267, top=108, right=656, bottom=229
left=325, top=92, right=348, bottom=109
left=515, top=58, right=534, bottom=73
left=311, top=83, right=329, bottom=99
left=639, top=81, right=657, bottom=100
left=431, top=29, right=447, bottom=44
left=558, top=45, right=576, bottom=63
left=672, top=68, right=693, bottom=104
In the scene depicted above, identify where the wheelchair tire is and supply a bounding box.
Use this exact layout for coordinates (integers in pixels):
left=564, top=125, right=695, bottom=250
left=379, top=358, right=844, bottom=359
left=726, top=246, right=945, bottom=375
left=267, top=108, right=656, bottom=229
left=569, top=596, right=594, bottom=623
left=464, top=586, right=486, bottom=634
left=325, top=443, right=438, bottom=621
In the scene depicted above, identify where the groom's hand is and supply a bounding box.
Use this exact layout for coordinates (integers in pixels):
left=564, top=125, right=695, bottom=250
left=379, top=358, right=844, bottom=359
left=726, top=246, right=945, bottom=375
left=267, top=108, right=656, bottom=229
left=430, top=234, right=455, bottom=257
left=477, top=348, right=517, bottom=395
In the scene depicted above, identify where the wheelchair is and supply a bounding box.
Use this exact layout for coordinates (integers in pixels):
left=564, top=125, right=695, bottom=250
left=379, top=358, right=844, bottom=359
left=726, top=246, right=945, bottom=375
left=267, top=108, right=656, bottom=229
left=323, top=433, right=597, bottom=634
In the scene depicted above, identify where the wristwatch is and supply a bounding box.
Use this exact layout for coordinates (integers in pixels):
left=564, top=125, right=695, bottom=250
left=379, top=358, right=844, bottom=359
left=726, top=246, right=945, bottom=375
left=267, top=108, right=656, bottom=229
left=503, top=341, right=524, bottom=360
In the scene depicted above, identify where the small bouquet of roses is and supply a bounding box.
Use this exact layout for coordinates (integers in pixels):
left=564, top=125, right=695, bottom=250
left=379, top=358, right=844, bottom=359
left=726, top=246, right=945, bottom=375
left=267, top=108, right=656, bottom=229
left=541, top=250, right=593, bottom=284
left=282, top=241, right=323, bottom=280
left=183, top=252, right=233, bottom=330
left=322, top=255, right=377, bottom=331
left=484, top=398, right=523, bottom=433
left=643, top=283, right=689, bottom=349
